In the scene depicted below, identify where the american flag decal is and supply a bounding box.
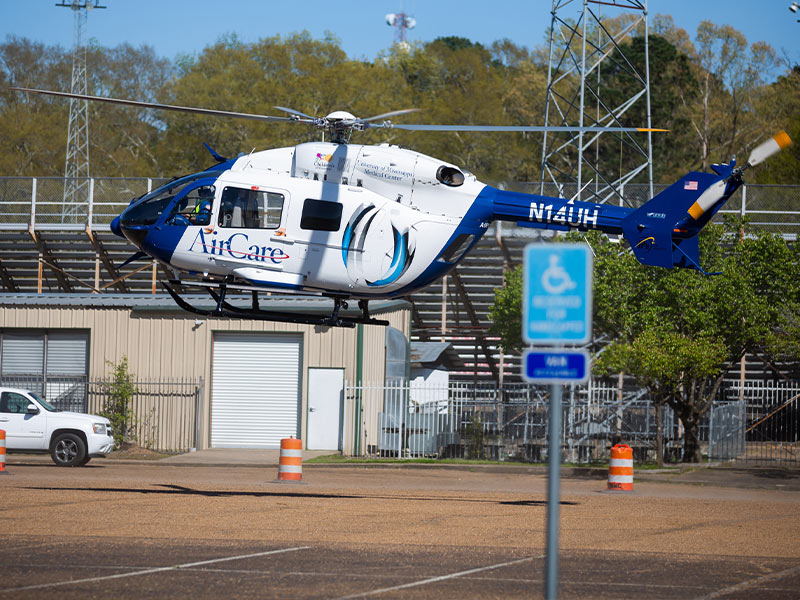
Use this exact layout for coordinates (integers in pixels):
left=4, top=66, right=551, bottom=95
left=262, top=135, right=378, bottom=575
left=684, top=180, right=698, bottom=191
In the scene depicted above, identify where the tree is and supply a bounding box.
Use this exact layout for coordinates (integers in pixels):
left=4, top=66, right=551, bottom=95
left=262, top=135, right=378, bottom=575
left=599, top=34, right=698, bottom=183
left=0, top=36, right=172, bottom=176
left=752, top=66, right=800, bottom=184
left=677, top=21, right=780, bottom=171
left=489, top=221, right=800, bottom=462
left=99, top=355, right=138, bottom=449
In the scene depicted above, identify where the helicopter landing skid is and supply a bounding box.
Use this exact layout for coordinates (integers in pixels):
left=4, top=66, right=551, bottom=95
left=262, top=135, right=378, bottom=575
left=162, top=281, right=389, bottom=328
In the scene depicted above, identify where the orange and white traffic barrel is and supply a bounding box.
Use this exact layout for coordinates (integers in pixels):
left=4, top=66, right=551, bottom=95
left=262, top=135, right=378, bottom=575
left=0, top=429, right=8, bottom=475
left=278, top=437, right=303, bottom=482
left=607, top=443, right=633, bottom=491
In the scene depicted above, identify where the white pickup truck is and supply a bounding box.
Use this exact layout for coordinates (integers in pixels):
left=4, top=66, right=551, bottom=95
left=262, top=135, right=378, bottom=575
left=0, top=387, right=114, bottom=466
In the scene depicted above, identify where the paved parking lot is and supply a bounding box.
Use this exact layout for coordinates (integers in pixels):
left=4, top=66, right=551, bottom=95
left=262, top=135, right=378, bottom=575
left=1, top=458, right=799, bottom=598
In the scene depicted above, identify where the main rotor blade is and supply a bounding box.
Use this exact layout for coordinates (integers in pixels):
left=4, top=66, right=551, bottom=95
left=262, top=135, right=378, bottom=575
left=360, top=108, right=420, bottom=122
left=11, top=87, right=305, bottom=124
left=372, top=123, right=668, bottom=133
left=273, top=105, right=318, bottom=120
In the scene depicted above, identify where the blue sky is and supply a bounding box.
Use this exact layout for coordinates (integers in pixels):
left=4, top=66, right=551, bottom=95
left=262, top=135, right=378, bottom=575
left=2, top=1, right=798, bottom=66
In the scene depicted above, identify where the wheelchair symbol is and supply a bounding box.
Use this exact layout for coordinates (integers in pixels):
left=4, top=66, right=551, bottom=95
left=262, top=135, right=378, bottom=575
left=541, top=255, right=576, bottom=295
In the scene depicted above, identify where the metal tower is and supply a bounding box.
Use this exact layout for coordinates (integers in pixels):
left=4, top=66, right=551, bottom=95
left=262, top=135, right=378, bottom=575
left=58, top=0, right=105, bottom=223
left=540, top=0, right=654, bottom=206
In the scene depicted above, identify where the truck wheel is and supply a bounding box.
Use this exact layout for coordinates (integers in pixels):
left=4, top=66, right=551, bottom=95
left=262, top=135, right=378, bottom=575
left=51, top=433, right=87, bottom=467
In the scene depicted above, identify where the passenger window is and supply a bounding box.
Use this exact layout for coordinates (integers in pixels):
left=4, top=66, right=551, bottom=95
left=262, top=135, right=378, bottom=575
left=263, top=192, right=284, bottom=228
left=218, top=187, right=284, bottom=229
left=300, top=199, right=343, bottom=231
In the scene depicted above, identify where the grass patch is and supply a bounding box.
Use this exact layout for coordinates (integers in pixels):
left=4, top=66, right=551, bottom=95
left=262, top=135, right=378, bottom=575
left=305, top=454, right=536, bottom=466
left=307, top=454, right=684, bottom=469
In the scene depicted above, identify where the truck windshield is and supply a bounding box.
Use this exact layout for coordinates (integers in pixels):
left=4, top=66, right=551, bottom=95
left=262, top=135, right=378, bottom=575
left=29, top=392, right=59, bottom=412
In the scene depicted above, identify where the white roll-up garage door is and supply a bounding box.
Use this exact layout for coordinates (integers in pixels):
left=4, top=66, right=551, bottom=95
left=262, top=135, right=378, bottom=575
left=211, top=333, right=302, bottom=448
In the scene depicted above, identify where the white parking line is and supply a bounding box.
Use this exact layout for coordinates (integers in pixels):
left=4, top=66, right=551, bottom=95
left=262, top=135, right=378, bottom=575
left=694, top=564, right=800, bottom=600
left=334, top=555, right=540, bottom=599
left=0, top=546, right=310, bottom=593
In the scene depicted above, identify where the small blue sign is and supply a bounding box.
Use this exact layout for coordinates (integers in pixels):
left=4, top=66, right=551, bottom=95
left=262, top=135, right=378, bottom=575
left=523, top=349, right=590, bottom=384
left=523, top=243, right=593, bottom=345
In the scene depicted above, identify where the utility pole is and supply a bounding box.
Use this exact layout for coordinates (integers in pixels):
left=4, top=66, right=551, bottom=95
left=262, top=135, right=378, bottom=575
left=57, top=0, right=106, bottom=224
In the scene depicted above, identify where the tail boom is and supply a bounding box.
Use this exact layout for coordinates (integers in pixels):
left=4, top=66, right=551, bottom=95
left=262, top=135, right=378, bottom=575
left=490, top=189, right=630, bottom=234
left=488, top=166, right=741, bottom=273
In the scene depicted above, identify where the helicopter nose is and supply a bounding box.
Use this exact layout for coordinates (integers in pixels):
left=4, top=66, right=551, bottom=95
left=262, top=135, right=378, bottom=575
left=110, top=215, right=124, bottom=238
left=111, top=214, right=148, bottom=248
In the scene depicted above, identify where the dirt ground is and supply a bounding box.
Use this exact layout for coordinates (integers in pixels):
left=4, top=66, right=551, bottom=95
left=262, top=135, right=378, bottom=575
left=1, top=462, right=799, bottom=598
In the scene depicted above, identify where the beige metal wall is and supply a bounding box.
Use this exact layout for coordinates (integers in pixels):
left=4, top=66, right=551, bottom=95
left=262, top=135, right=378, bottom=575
left=0, top=304, right=410, bottom=449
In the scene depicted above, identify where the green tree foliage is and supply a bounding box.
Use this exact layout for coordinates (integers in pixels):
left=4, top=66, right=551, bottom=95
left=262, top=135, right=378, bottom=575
left=489, top=222, right=800, bottom=462
left=753, top=66, right=800, bottom=184
left=671, top=20, right=781, bottom=171
left=1, top=20, right=796, bottom=181
left=599, top=35, right=698, bottom=182
left=0, top=36, right=171, bottom=176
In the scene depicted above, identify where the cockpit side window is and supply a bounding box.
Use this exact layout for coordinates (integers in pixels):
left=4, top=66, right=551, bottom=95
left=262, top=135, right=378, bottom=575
left=436, top=166, right=465, bottom=187
left=119, top=170, right=221, bottom=228
left=218, top=187, right=284, bottom=229
left=167, top=185, right=215, bottom=226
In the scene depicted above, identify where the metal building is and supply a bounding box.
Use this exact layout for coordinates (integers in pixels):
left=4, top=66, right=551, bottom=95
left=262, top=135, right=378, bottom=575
left=0, top=293, right=410, bottom=450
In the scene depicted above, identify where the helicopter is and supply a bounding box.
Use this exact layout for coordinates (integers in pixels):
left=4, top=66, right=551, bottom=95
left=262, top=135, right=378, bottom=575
left=11, top=87, right=792, bottom=328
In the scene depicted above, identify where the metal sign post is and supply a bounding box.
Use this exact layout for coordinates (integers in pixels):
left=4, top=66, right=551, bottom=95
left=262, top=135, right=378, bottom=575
left=522, top=243, right=593, bottom=600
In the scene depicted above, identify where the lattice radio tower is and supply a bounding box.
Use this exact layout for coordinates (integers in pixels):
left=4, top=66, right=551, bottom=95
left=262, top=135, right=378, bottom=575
left=540, top=0, right=654, bottom=207
left=57, top=0, right=106, bottom=223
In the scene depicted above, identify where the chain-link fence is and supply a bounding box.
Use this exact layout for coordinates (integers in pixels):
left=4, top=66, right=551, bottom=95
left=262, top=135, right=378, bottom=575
left=0, top=177, right=170, bottom=230
left=1, top=177, right=798, bottom=234
left=506, top=181, right=800, bottom=236
left=344, top=380, right=800, bottom=465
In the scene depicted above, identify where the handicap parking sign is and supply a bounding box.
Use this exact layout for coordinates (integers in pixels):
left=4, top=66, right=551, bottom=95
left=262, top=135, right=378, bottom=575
left=523, top=243, right=593, bottom=345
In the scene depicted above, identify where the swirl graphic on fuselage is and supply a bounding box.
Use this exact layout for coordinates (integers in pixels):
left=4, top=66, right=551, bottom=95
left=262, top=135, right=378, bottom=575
left=342, top=203, right=415, bottom=287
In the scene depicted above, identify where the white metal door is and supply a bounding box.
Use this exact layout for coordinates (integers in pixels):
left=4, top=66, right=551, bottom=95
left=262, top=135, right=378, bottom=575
left=211, top=333, right=302, bottom=448
left=307, top=368, right=343, bottom=450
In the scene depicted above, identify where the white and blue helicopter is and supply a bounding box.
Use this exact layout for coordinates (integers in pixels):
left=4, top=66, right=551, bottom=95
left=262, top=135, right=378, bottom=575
left=12, top=87, right=792, bottom=327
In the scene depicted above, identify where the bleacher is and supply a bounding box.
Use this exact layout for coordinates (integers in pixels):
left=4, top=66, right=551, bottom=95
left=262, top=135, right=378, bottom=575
left=1, top=176, right=798, bottom=385
left=407, top=225, right=547, bottom=384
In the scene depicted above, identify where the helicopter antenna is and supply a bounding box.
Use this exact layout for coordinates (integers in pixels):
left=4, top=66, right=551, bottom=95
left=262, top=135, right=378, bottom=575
left=242, top=147, right=257, bottom=170
left=56, top=0, right=106, bottom=225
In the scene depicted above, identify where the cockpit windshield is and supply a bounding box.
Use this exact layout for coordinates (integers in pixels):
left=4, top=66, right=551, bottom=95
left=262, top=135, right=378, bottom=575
left=119, top=170, right=222, bottom=228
